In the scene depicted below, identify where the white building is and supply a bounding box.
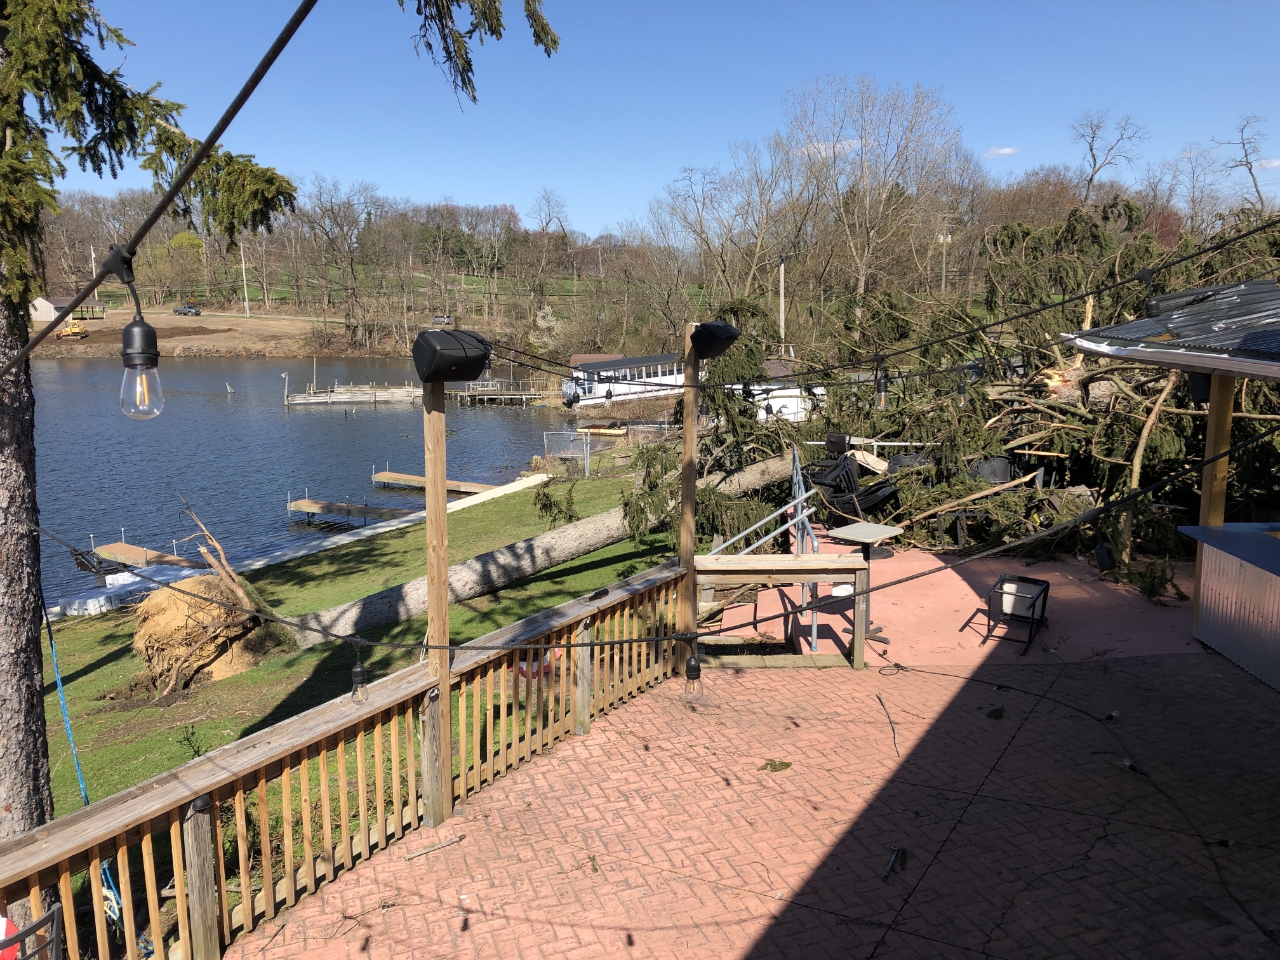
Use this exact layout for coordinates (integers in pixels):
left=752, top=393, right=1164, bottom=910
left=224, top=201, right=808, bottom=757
left=30, top=295, right=107, bottom=326
left=563, top=352, right=685, bottom=406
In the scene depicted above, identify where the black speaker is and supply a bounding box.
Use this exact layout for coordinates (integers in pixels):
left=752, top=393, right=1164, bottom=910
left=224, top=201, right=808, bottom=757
left=412, top=330, right=492, bottom=383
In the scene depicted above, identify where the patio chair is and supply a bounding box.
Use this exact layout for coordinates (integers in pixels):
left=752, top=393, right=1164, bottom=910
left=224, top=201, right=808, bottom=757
left=0, top=903, right=63, bottom=960
left=982, top=574, right=1049, bottom=654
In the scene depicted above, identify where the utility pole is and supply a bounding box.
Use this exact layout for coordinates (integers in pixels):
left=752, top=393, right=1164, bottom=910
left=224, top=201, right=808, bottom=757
left=937, top=234, right=952, bottom=296
left=240, top=241, right=250, bottom=317
left=778, top=255, right=787, bottom=345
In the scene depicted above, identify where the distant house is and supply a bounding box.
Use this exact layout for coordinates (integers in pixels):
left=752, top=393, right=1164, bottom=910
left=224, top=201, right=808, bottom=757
left=563, top=353, right=684, bottom=405
left=30, top=296, right=107, bottom=326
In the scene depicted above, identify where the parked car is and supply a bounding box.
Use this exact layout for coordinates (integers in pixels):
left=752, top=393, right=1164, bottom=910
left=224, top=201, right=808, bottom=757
left=431, top=314, right=452, bottom=325
left=173, top=304, right=202, bottom=316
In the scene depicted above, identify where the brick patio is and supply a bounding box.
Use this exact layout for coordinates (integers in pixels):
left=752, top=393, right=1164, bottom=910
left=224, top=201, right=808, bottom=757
left=225, top=640, right=1280, bottom=959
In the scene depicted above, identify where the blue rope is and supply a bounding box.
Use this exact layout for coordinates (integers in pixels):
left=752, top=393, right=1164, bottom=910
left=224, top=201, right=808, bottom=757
left=41, top=594, right=153, bottom=958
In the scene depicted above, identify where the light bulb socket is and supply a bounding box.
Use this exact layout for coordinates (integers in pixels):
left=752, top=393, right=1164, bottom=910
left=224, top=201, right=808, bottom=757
left=684, top=655, right=701, bottom=680
left=121, top=315, right=159, bottom=369
left=351, top=661, right=368, bottom=689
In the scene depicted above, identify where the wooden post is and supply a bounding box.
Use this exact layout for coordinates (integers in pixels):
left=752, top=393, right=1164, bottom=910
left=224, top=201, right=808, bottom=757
left=573, top=618, right=593, bottom=735
left=420, top=685, right=445, bottom=826
left=676, top=325, right=700, bottom=671
left=850, top=545, right=869, bottom=670
left=181, top=795, right=220, bottom=960
left=422, top=381, right=453, bottom=822
left=1193, top=372, right=1235, bottom=633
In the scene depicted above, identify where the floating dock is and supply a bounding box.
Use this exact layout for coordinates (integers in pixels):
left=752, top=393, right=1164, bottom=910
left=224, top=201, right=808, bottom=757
left=285, top=381, right=420, bottom=406
left=445, top=380, right=545, bottom=406
left=372, top=469, right=495, bottom=494
left=94, top=543, right=209, bottom=570
left=287, top=499, right=416, bottom=523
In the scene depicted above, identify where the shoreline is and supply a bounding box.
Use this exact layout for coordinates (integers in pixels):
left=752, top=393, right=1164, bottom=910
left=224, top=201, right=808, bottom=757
left=32, top=308, right=420, bottom=360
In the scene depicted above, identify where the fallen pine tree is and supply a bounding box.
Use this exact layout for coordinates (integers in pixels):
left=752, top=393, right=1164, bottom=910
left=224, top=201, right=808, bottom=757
left=290, top=453, right=791, bottom=646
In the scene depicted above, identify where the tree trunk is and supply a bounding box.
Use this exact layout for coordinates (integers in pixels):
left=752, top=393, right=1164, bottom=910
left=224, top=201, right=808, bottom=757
left=0, top=328, right=55, bottom=849
left=291, top=455, right=792, bottom=645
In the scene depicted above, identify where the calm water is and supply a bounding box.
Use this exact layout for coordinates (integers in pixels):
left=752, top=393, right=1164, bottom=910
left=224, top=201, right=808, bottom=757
left=33, top=358, right=568, bottom=601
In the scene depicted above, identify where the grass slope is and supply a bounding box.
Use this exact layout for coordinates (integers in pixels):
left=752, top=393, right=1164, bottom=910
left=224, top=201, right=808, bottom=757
left=42, top=473, right=670, bottom=816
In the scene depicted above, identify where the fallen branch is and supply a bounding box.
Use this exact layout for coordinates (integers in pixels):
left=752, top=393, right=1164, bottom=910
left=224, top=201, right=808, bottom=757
left=908, top=472, right=1039, bottom=525
left=876, top=693, right=900, bottom=757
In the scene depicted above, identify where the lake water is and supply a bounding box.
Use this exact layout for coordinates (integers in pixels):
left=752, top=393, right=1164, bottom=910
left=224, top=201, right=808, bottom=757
left=32, top=358, right=569, bottom=602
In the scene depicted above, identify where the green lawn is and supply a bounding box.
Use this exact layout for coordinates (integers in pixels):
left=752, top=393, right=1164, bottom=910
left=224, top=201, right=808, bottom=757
left=42, top=474, right=671, bottom=816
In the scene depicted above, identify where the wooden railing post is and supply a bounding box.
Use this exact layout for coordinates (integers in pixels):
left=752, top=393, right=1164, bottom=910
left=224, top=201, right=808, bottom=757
left=850, top=545, right=870, bottom=670
left=181, top=794, right=221, bottom=960
left=573, top=618, right=593, bottom=735
left=420, top=685, right=446, bottom=826
left=676, top=324, right=700, bottom=673
left=423, top=379, right=454, bottom=822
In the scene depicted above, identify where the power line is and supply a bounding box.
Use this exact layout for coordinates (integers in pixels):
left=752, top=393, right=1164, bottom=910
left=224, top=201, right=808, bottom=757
left=1, top=0, right=320, bottom=379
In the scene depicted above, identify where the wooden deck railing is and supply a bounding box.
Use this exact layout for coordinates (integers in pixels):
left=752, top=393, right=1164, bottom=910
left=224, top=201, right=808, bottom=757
left=0, top=560, right=685, bottom=960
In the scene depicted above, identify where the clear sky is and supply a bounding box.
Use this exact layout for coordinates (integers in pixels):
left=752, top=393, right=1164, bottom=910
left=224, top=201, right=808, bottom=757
left=61, top=0, right=1280, bottom=236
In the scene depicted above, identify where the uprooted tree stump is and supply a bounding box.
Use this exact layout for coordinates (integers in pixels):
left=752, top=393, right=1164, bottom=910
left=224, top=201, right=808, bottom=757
left=132, top=507, right=286, bottom=697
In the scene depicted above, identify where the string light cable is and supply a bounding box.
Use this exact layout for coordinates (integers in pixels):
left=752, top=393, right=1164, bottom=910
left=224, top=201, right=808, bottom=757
left=0, top=0, right=320, bottom=380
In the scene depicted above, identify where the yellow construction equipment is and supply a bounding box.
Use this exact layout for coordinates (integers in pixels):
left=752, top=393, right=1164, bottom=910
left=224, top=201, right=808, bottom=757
left=55, top=318, right=87, bottom=340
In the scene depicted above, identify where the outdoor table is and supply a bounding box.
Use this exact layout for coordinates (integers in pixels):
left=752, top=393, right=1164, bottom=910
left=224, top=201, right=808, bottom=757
left=827, top=521, right=904, bottom=669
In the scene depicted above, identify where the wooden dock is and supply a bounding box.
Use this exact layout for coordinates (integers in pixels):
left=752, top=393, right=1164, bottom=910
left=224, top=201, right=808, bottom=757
left=287, top=499, right=416, bottom=522
left=285, top=382, right=420, bottom=406
left=372, top=470, right=495, bottom=494
left=94, top=543, right=209, bottom=570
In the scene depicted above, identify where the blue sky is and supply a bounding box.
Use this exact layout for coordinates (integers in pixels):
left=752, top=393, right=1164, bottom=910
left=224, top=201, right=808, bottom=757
left=63, top=1, right=1280, bottom=235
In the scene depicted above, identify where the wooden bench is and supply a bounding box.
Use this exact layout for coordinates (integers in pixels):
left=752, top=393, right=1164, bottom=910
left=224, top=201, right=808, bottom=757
left=694, top=554, right=870, bottom=666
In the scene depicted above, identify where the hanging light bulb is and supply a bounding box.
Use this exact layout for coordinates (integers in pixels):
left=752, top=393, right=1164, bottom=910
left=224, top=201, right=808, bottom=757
left=742, top=384, right=754, bottom=401
left=957, top=380, right=967, bottom=407
left=120, top=315, right=163, bottom=419
left=683, top=655, right=704, bottom=703
left=765, top=401, right=774, bottom=416
left=875, top=375, right=889, bottom=411
left=351, top=656, right=369, bottom=704
left=605, top=388, right=613, bottom=401
left=699, top=399, right=710, bottom=417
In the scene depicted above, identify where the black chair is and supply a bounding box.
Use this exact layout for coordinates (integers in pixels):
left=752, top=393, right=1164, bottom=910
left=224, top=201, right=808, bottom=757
left=982, top=575, right=1049, bottom=654
left=0, top=903, right=63, bottom=960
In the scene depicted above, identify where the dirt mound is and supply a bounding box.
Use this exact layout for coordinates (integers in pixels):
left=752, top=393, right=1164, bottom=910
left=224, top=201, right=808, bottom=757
left=133, top=575, right=273, bottom=695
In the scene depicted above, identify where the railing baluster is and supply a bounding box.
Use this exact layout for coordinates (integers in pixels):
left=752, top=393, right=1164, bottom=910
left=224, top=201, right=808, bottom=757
left=59, top=858, right=83, bottom=960
left=482, top=662, right=494, bottom=786
left=318, top=744, right=334, bottom=883
left=168, top=809, right=190, bottom=960
left=257, top=768, right=276, bottom=919
left=456, top=679, right=468, bottom=801
left=213, top=788, right=230, bottom=944
left=336, top=735, right=353, bottom=871
left=405, top=701, right=419, bottom=830
left=391, top=706, right=404, bottom=839
left=233, top=779, right=254, bottom=934
left=88, top=844, right=110, bottom=960
left=498, top=653, right=510, bottom=777
left=355, top=720, right=370, bottom=861
left=26, top=877, right=44, bottom=957
left=282, top=755, right=297, bottom=908
left=374, top=713, right=387, bottom=849
left=470, top=670, right=482, bottom=795
left=300, top=746, right=316, bottom=894
left=522, top=649, right=533, bottom=764
left=116, top=831, right=139, bottom=960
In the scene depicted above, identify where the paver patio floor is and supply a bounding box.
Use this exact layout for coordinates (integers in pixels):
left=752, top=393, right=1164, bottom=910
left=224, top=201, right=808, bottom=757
left=226, top=650, right=1280, bottom=959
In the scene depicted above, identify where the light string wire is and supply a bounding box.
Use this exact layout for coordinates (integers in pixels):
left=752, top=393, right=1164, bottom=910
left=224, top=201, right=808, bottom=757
left=0, top=0, right=320, bottom=380
left=34, top=414, right=1280, bottom=656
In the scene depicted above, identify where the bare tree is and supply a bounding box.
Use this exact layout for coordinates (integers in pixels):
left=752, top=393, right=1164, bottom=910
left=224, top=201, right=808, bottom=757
left=1071, top=110, right=1148, bottom=205
left=1215, top=115, right=1270, bottom=215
